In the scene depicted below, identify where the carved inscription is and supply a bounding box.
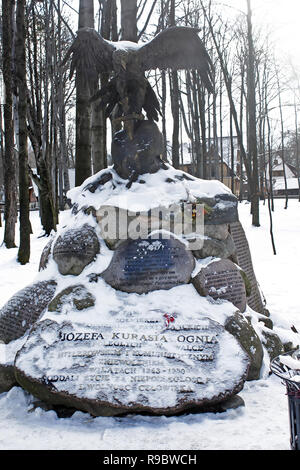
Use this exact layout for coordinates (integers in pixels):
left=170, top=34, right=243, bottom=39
left=15, top=315, right=250, bottom=415
left=0, top=281, right=57, bottom=344
left=230, top=221, right=265, bottom=313
left=46, top=324, right=219, bottom=394
left=101, top=238, right=195, bottom=294
left=192, top=259, right=247, bottom=312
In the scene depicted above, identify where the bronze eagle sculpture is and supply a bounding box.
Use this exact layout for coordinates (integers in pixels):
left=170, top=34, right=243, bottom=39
left=63, top=26, right=214, bottom=126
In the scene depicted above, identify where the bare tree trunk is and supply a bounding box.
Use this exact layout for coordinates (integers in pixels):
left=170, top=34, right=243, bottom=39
left=56, top=0, right=69, bottom=208
left=192, top=72, right=202, bottom=177
left=168, top=0, right=180, bottom=169
left=26, top=3, right=57, bottom=236
left=277, top=71, right=288, bottom=210
left=16, top=0, right=30, bottom=263
left=75, top=0, right=94, bottom=186
left=2, top=0, right=17, bottom=248
left=247, top=0, right=260, bottom=226
left=0, top=105, right=4, bottom=227
left=212, top=66, right=219, bottom=180
left=121, top=0, right=137, bottom=42
left=198, top=85, right=207, bottom=179
left=230, top=110, right=235, bottom=193
left=266, top=113, right=276, bottom=255
left=239, top=64, right=245, bottom=201
left=91, top=0, right=118, bottom=174
left=294, top=99, right=300, bottom=202
left=169, top=71, right=180, bottom=169
left=161, top=70, right=167, bottom=160
left=160, top=0, right=167, bottom=160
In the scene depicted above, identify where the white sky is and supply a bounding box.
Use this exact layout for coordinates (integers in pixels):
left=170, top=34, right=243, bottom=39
left=74, top=1, right=300, bottom=71
left=67, top=0, right=300, bottom=137
left=221, top=0, right=300, bottom=70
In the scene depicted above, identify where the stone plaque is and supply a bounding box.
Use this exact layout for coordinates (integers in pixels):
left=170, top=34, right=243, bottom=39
left=0, top=281, right=57, bottom=344
left=14, top=314, right=250, bottom=416
left=229, top=221, right=265, bottom=314
left=101, top=237, right=195, bottom=294
left=192, top=259, right=247, bottom=312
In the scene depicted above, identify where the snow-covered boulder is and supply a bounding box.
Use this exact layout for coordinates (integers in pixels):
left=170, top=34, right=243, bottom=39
left=14, top=316, right=250, bottom=416
left=0, top=161, right=291, bottom=415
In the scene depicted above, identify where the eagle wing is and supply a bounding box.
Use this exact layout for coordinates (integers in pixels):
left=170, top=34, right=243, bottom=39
left=62, top=28, right=115, bottom=83
left=137, top=27, right=214, bottom=93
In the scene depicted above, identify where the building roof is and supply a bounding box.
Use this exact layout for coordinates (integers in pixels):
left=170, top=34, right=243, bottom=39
left=273, top=177, right=299, bottom=191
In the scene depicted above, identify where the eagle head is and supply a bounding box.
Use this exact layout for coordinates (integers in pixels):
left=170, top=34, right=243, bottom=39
left=113, top=49, right=128, bottom=73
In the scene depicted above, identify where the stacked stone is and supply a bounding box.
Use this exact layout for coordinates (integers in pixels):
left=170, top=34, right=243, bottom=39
left=0, top=159, right=287, bottom=414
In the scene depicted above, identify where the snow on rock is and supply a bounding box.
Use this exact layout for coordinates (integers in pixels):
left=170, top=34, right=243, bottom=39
left=14, top=315, right=250, bottom=415
left=67, top=165, right=232, bottom=213
left=0, top=197, right=300, bottom=448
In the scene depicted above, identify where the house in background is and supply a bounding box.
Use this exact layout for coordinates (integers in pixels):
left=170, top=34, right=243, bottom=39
left=266, top=157, right=299, bottom=196
left=30, top=168, right=76, bottom=210
left=178, top=136, right=241, bottom=197
left=29, top=177, right=38, bottom=209
left=180, top=159, right=241, bottom=196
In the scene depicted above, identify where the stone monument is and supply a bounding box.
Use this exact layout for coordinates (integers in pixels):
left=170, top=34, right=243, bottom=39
left=0, top=26, right=291, bottom=414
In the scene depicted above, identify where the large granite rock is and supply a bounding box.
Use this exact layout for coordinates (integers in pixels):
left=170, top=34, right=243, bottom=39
left=0, top=363, right=16, bottom=393
left=198, top=193, right=238, bottom=225
left=14, top=315, right=250, bottom=416
left=262, top=330, right=284, bottom=361
left=96, top=206, right=139, bottom=250
left=101, top=237, right=195, bottom=294
left=192, top=259, right=247, bottom=312
left=225, top=312, right=263, bottom=381
left=53, top=224, right=100, bottom=276
left=0, top=280, right=57, bottom=344
left=39, top=238, right=54, bottom=272
left=48, top=285, right=96, bottom=313
left=229, top=221, right=265, bottom=314
left=193, top=233, right=236, bottom=260
left=96, top=202, right=205, bottom=252
left=112, top=120, right=166, bottom=180
left=204, top=224, right=230, bottom=241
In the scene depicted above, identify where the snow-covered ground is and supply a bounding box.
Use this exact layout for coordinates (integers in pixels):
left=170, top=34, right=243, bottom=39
left=0, top=199, right=299, bottom=450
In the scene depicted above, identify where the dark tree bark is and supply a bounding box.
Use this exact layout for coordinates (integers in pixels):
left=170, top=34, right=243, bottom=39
left=230, top=110, right=235, bottom=193
left=170, top=70, right=180, bottom=169
left=169, top=0, right=180, bottom=169
left=192, top=72, right=202, bottom=177
left=294, top=99, right=300, bottom=202
left=277, top=71, right=288, bottom=210
left=75, top=0, right=94, bottom=186
left=121, top=0, right=137, bottom=42
left=0, top=106, right=4, bottom=227
left=16, top=0, right=30, bottom=263
left=219, top=74, right=224, bottom=183
left=91, top=0, right=117, bottom=174
left=266, top=114, right=276, bottom=255
left=56, top=0, right=69, bottom=209
left=2, top=0, right=17, bottom=248
left=159, top=0, right=167, bottom=160
left=27, top=4, right=57, bottom=236
left=247, top=0, right=260, bottom=226
left=239, top=63, right=245, bottom=200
